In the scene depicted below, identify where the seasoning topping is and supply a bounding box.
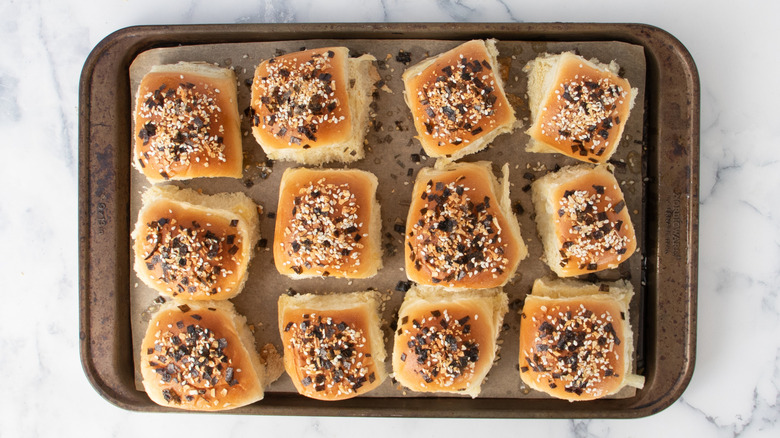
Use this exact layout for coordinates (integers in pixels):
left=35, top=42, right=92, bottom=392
left=286, top=313, right=373, bottom=396
left=148, top=319, right=236, bottom=405
left=137, top=81, right=227, bottom=178
left=525, top=303, right=622, bottom=397
left=141, top=212, right=240, bottom=297
left=254, top=50, right=345, bottom=145
left=399, top=309, right=480, bottom=387
left=557, top=188, right=630, bottom=270
left=539, top=70, right=628, bottom=160
left=408, top=178, right=509, bottom=283
left=281, top=178, right=364, bottom=276
left=417, top=54, right=501, bottom=147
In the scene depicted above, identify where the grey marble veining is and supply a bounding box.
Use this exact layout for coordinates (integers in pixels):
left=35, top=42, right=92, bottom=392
left=1, top=0, right=778, bottom=436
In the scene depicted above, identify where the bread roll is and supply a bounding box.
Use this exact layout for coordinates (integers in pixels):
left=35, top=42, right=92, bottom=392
left=133, top=62, right=243, bottom=182
left=277, top=291, right=387, bottom=401
left=274, top=167, right=382, bottom=279
left=140, top=300, right=282, bottom=411
left=524, top=52, right=637, bottom=163
left=402, top=40, right=518, bottom=161
left=250, top=47, right=376, bottom=165
left=392, top=285, right=508, bottom=398
left=132, top=185, right=260, bottom=300
left=531, top=164, right=637, bottom=277
left=405, top=161, right=527, bottom=289
left=519, top=277, right=644, bottom=401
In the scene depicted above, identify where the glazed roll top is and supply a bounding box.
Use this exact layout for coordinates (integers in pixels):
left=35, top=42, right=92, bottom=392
left=392, top=285, right=508, bottom=398
left=132, top=185, right=259, bottom=300
left=525, top=52, right=636, bottom=163
left=140, top=300, right=280, bottom=411
left=251, top=47, right=376, bottom=164
left=531, top=164, right=637, bottom=277
left=274, top=167, right=382, bottom=279
left=134, top=62, right=243, bottom=182
left=278, top=291, right=387, bottom=401
left=403, top=39, right=517, bottom=161
left=405, top=161, right=527, bottom=289
left=519, top=278, right=644, bottom=401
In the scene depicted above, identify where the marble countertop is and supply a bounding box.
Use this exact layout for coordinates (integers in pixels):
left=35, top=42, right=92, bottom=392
left=2, top=0, right=778, bottom=436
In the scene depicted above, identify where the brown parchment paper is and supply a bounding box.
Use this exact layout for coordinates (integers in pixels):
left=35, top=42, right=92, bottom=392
left=129, top=38, right=646, bottom=400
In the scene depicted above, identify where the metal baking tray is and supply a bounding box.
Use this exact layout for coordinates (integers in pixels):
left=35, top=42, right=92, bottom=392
left=79, top=23, right=699, bottom=418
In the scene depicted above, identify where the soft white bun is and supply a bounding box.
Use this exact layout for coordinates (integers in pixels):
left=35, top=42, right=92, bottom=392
left=140, top=300, right=282, bottom=411
left=133, top=62, right=243, bottom=182
left=274, top=167, right=382, bottom=279
left=405, top=160, right=527, bottom=289
left=392, top=285, right=508, bottom=398
left=251, top=47, right=377, bottom=165
left=132, top=185, right=260, bottom=300
left=519, top=277, right=644, bottom=401
left=277, top=291, right=387, bottom=401
left=403, top=39, right=519, bottom=161
left=531, top=163, right=637, bottom=277
left=524, top=52, right=637, bottom=163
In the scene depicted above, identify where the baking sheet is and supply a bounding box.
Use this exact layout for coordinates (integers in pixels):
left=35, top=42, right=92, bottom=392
left=128, top=38, right=646, bottom=400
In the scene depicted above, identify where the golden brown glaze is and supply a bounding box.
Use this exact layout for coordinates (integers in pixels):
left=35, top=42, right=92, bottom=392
left=279, top=306, right=382, bottom=401
left=140, top=303, right=262, bottom=411
left=528, top=53, right=633, bottom=163
left=134, top=69, right=242, bottom=181
left=274, top=168, right=380, bottom=278
left=548, top=166, right=636, bottom=276
left=519, top=295, right=628, bottom=401
left=404, top=40, right=514, bottom=158
left=393, top=299, right=493, bottom=393
left=134, top=199, right=246, bottom=300
left=405, top=163, right=522, bottom=288
left=251, top=47, right=353, bottom=151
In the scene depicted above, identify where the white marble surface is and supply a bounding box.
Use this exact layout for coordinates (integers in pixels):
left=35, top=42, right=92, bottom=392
left=1, top=0, right=778, bottom=436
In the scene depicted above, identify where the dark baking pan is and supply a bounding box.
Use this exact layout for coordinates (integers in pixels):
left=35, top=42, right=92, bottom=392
left=79, top=23, right=698, bottom=418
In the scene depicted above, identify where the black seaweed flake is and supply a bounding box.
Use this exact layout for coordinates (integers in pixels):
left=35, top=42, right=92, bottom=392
left=395, top=50, right=412, bottom=64
left=395, top=281, right=413, bottom=292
